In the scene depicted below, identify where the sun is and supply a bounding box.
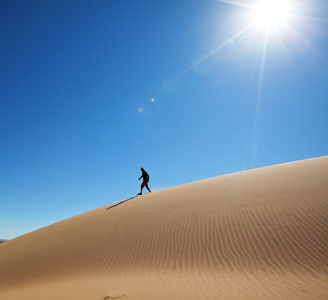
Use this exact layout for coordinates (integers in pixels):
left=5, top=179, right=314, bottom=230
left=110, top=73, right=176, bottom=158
left=176, top=0, right=316, bottom=102
left=252, top=0, right=290, bottom=30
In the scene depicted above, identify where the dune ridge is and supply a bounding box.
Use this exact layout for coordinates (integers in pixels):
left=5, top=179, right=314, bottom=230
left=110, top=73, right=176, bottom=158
left=0, top=156, right=327, bottom=299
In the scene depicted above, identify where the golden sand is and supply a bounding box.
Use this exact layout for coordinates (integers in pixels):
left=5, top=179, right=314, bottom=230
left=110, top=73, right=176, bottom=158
left=0, top=156, right=327, bottom=299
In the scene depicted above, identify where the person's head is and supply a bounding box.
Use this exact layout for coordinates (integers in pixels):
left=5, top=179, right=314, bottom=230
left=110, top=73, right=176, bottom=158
left=141, top=167, right=144, bottom=171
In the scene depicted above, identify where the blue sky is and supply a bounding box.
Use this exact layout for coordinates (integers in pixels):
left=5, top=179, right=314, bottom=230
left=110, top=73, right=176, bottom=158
left=1, top=0, right=327, bottom=240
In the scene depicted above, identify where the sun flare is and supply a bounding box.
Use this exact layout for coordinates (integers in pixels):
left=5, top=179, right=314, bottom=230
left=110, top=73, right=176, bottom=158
left=181, top=0, right=320, bottom=104
left=252, top=0, right=290, bottom=30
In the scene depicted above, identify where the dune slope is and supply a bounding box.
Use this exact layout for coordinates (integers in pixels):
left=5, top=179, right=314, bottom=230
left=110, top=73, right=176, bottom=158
left=0, top=156, right=327, bottom=299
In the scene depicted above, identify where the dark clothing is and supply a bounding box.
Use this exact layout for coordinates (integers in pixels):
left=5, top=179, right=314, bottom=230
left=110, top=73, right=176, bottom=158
left=141, top=180, right=149, bottom=190
left=139, top=170, right=149, bottom=182
left=138, top=169, right=151, bottom=195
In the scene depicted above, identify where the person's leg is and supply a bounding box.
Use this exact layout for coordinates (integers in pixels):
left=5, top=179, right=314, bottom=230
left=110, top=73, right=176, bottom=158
left=139, top=181, right=145, bottom=195
left=145, top=181, right=151, bottom=193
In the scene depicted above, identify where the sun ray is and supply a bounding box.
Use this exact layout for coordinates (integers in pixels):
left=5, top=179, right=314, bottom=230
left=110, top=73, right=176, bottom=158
left=250, top=28, right=269, bottom=168
left=290, top=14, right=328, bottom=24
left=284, top=22, right=326, bottom=60
left=191, top=23, right=255, bottom=70
left=215, top=0, right=254, bottom=10
left=161, top=0, right=327, bottom=103
left=257, top=31, right=270, bottom=104
left=161, top=23, right=255, bottom=91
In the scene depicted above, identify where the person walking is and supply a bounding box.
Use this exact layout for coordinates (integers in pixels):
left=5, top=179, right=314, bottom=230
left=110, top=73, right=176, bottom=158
left=138, top=167, right=151, bottom=195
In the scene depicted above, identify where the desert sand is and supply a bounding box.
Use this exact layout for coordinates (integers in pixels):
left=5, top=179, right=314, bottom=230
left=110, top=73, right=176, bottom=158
left=0, top=156, right=327, bottom=299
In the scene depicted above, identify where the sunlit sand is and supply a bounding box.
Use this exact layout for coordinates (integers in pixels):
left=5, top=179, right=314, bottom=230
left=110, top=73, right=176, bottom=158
left=0, top=156, right=327, bottom=299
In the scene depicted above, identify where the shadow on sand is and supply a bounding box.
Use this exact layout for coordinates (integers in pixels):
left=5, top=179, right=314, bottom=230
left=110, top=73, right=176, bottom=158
left=106, top=197, right=135, bottom=210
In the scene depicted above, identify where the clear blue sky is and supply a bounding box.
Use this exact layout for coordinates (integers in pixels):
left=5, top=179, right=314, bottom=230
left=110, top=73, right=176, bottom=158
left=1, top=0, right=327, bottom=240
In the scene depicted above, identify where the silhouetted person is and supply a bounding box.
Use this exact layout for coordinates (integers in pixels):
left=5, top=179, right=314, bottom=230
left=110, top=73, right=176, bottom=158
left=138, top=167, right=151, bottom=195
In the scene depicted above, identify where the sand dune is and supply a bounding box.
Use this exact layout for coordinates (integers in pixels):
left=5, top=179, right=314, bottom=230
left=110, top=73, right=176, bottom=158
left=0, top=156, right=327, bottom=299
